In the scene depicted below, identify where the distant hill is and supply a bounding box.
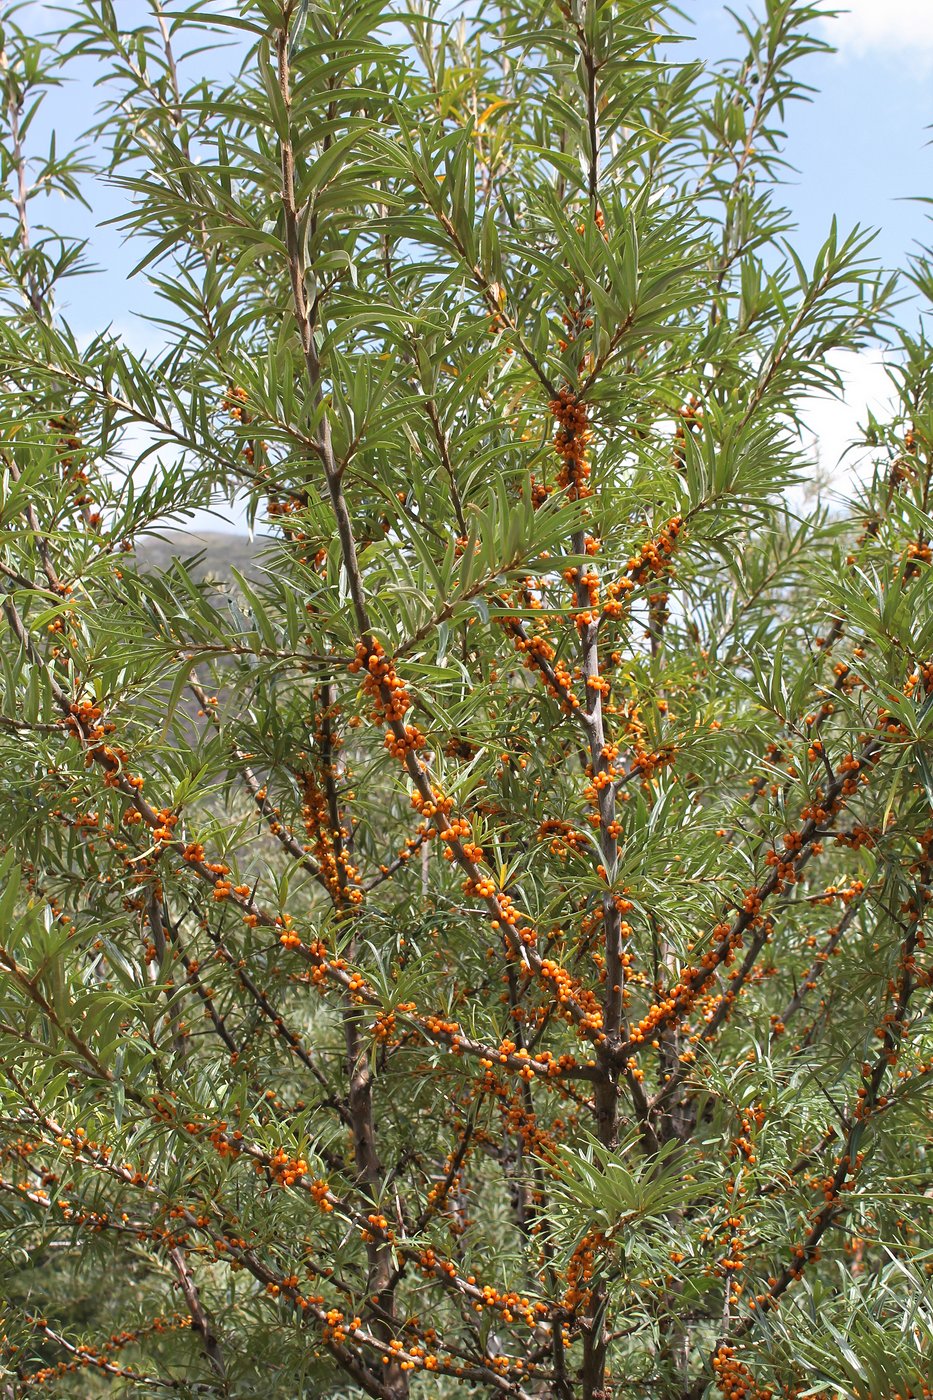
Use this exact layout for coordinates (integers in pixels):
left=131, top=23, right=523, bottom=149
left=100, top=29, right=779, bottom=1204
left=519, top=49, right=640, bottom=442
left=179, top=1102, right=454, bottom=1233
left=134, top=529, right=271, bottom=582
left=132, top=531, right=278, bottom=728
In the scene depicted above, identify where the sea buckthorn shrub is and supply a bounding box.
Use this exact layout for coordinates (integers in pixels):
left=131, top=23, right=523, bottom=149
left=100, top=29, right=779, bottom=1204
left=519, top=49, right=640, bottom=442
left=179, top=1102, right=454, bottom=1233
left=0, top=0, right=931, bottom=1395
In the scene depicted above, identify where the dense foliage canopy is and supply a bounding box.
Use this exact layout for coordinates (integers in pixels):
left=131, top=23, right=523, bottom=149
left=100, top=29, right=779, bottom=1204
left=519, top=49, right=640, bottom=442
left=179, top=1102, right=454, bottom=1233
left=0, top=0, right=932, bottom=1395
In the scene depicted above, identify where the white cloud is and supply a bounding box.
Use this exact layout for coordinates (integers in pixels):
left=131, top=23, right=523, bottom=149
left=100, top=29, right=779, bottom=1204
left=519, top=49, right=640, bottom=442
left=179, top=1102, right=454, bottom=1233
left=797, top=348, right=897, bottom=507
left=822, top=0, right=933, bottom=62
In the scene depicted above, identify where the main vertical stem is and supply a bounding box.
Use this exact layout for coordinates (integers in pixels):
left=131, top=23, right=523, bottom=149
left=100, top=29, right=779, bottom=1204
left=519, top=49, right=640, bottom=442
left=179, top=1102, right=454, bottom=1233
left=275, top=17, right=406, bottom=1396
left=576, top=27, right=621, bottom=1396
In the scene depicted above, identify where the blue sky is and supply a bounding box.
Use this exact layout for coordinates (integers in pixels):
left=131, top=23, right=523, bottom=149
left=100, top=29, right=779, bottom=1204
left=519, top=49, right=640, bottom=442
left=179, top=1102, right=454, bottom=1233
left=696, top=0, right=933, bottom=275
left=692, top=0, right=933, bottom=489
left=26, top=0, right=932, bottom=332
left=19, top=0, right=933, bottom=523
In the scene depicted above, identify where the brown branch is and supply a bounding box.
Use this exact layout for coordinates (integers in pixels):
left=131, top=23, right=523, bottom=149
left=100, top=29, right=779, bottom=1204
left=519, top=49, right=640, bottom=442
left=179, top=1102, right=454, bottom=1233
left=168, top=1246, right=226, bottom=1380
